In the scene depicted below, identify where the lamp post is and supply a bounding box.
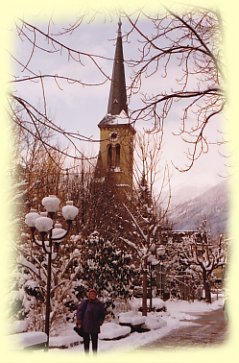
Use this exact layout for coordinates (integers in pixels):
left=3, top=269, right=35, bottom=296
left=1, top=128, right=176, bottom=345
left=156, top=245, right=166, bottom=299
left=148, top=254, right=159, bottom=311
left=25, top=195, right=79, bottom=350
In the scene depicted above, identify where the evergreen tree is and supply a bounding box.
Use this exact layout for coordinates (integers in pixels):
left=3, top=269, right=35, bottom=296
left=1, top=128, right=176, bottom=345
left=77, top=231, right=140, bottom=316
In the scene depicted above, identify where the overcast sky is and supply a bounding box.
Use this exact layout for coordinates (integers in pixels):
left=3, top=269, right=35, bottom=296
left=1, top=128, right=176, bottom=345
left=13, top=14, right=229, bottom=192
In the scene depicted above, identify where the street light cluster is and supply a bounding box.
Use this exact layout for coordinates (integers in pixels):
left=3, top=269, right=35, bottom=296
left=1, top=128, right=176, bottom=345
left=25, top=197, right=79, bottom=251
left=25, top=195, right=79, bottom=349
left=25, top=195, right=78, bottom=239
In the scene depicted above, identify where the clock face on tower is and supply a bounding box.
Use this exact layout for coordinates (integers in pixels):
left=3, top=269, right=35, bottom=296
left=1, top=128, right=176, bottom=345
left=109, top=131, right=119, bottom=141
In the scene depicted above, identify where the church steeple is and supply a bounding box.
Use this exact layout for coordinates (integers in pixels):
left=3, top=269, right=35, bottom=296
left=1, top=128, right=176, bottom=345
left=96, top=21, right=135, bottom=190
left=107, top=19, right=128, bottom=116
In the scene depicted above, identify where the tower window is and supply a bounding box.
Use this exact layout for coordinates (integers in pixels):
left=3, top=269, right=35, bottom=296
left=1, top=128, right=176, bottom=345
left=107, top=144, right=112, bottom=168
left=115, top=144, right=120, bottom=167
left=107, top=143, right=121, bottom=171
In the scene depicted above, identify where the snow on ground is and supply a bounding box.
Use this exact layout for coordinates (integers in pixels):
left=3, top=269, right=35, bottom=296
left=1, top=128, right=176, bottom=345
left=14, top=294, right=224, bottom=352
left=12, top=331, right=47, bottom=349
left=10, top=320, right=28, bottom=334
left=56, top=294, right=224, bottom=353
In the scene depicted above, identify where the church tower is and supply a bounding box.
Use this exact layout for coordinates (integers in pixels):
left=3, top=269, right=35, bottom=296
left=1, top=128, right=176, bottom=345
left=96, top=20, right=135, bottom=189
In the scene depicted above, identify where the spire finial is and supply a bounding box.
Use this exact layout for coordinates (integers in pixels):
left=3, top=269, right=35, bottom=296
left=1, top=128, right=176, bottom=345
left=118, top=17, right=122, bottom=36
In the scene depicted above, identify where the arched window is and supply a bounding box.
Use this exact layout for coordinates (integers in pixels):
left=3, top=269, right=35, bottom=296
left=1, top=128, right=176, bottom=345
left=115, top=144, right=120, bottom=167
left=107, top=144, right=112, bottom=168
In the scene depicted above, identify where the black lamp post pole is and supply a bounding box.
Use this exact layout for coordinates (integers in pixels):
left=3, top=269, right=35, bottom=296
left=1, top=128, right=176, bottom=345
left=149, top=264, right=153, bottom=311
left=41, top=220, right=72, bottom=350
left=44, top=230, right=52, bottom=350
left=142, top=258, right=148, bottom=316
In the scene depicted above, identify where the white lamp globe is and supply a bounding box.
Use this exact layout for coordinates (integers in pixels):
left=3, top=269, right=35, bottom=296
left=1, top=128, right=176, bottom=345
left=148, top=254, right=154, bottom=263
left=25, top=209, right=40, bottom=228
left=34, top=216, right=53, bottom=232
left=52, top=223, right=66, bottom=242
left=157, top=245, right=166, bottom=256
left=62, top=201, right=79, bottom=220
left=42, top=195, right=60, bottom=213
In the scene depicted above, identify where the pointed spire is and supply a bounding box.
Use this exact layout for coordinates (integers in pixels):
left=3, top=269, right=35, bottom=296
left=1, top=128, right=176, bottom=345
left=118, top=17, right=122, bottom=36
left=107, top=20, right=128, bottom=116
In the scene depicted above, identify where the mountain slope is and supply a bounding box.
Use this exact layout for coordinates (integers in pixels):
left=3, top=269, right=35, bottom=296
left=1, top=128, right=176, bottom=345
left=169, top=181, right=229, bottom=237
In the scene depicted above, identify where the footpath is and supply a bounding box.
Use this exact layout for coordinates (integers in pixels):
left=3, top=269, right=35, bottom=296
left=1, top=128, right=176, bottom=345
left=141, top=307, right=228, bottom=349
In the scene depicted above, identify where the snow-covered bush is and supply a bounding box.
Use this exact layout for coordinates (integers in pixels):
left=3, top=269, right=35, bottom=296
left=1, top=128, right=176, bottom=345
left=99, top=323, right=131, bottom=340
left=77, top=231, right=140, bottom=317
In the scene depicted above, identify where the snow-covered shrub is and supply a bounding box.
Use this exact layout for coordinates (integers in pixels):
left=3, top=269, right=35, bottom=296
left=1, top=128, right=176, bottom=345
left=99, top=323, right=131, bottom=340
left=77, top=231, right=140, bottom=317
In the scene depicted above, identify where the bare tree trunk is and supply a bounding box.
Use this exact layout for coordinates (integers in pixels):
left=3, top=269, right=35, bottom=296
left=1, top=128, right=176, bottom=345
left=202, top=270, right=211, bottom=303
left=205, top=281, right=212, bottom=303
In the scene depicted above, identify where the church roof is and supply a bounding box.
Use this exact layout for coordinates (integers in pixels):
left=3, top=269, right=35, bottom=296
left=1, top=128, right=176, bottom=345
left=99, top=110, right=133, bottom=128
left=98, top=20, right=130, bottom=128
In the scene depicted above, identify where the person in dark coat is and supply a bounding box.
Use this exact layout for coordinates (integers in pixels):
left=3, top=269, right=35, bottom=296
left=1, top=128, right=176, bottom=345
left=76, top=288, right=105, bottom=353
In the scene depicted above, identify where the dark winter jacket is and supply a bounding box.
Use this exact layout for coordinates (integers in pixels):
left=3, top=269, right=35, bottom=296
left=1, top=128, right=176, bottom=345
left=77, top=299, right=105, bottom=334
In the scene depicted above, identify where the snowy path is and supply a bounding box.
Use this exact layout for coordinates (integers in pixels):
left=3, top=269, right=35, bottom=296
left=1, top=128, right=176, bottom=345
left=139, top=308, right=228, bottom=349
left=67, top=297, right=225, bottom=353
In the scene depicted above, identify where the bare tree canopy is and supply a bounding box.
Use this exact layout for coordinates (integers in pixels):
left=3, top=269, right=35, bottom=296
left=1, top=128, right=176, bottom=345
left=10, top=8, right=225, bottom=171
left=125, top=9, right=225, bottom=171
